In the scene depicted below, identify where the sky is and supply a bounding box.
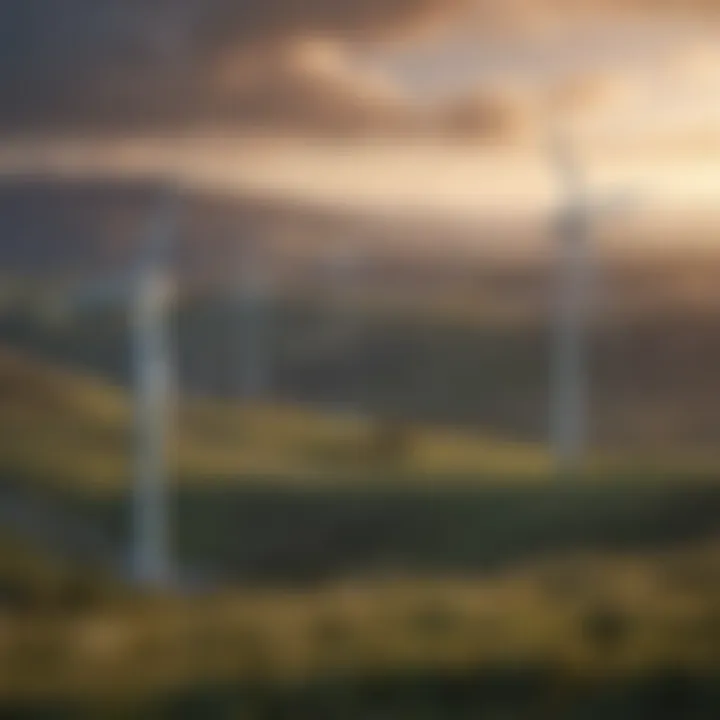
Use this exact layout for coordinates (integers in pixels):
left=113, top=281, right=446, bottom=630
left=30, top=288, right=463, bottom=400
left=1, top=0, right=720, bottom=236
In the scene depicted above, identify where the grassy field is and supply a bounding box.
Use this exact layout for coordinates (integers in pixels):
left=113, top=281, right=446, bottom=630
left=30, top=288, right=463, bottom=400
left=1, top=346, right=719, bottom=716
left=4, top=340, right=720, bottom=492
left=7, top=289, right=720, bottom=456
left=2, top=343, right=720, bottom=580
left=0, top=534, right=717, bottom=716
left=0, top=343, right=553, bottom=494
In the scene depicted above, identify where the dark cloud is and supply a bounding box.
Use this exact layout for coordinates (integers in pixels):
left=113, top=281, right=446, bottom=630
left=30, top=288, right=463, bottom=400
left=0, top=0, right=714, bottom=133
left=0, top=0, right=469, bottom=131
left=192, top=0, right=471, bottom=47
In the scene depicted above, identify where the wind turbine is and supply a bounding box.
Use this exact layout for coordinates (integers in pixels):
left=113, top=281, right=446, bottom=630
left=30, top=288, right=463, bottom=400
left=548, top=134, right=635, bottom=475
left=130, top=187, right=180, bottom=588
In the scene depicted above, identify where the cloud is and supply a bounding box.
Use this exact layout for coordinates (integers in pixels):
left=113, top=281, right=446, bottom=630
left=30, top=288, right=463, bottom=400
left=0, top=0, right=472, bottom=131
left=1, top=0, right=717, bottom=135
left=209, top=37, right=417, bottom=134
left=662, top=40, right=720, bottom=88
left=438, top=88, right=536, bottom=141
left=194, top=0, right=473, bottom=47
left=547, top=73, right=638, bottom=118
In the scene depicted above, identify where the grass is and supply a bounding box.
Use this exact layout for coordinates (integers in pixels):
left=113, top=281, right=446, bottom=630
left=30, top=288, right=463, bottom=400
left=9, top=292, right=720, bottom=461
left=0, top=348, right=719, bottom=715
left=2, top=343, right=720, bottom=583
left=0, top=345, right=553, bottom=494
left=0, top=538, right=717, bottom=712
left=5, top=342, right=720, bottom=495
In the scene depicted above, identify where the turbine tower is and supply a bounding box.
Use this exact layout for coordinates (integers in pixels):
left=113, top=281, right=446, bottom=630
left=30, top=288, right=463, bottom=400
left=549, top=136, right=591, bottom=475
left=549, top=135, right=636, bottom=475
left=130, top=188, right=180, bottom=588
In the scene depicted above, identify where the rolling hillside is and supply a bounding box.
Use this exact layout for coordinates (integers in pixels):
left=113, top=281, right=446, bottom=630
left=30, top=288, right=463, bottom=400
left=0, top=345, right=551, bottom=494
left=0, top=346, right=718, bottom=718
left=1, top=345, right=719, bottom=588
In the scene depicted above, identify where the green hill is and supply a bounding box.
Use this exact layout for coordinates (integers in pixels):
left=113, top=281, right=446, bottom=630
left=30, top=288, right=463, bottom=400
left=0, top=346, right=552, bottom=493
left=1, top=350, right=719, bottom=716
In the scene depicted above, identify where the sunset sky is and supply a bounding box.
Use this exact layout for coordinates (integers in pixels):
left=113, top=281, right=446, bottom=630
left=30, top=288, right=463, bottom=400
left=1, top=0, right=720, bottom=239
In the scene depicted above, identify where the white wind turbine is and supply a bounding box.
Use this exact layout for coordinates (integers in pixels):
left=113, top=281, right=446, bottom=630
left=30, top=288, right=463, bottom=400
left=130, top=187, right=181, bottom=588
left=549, top=134, right=635, bottom=475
